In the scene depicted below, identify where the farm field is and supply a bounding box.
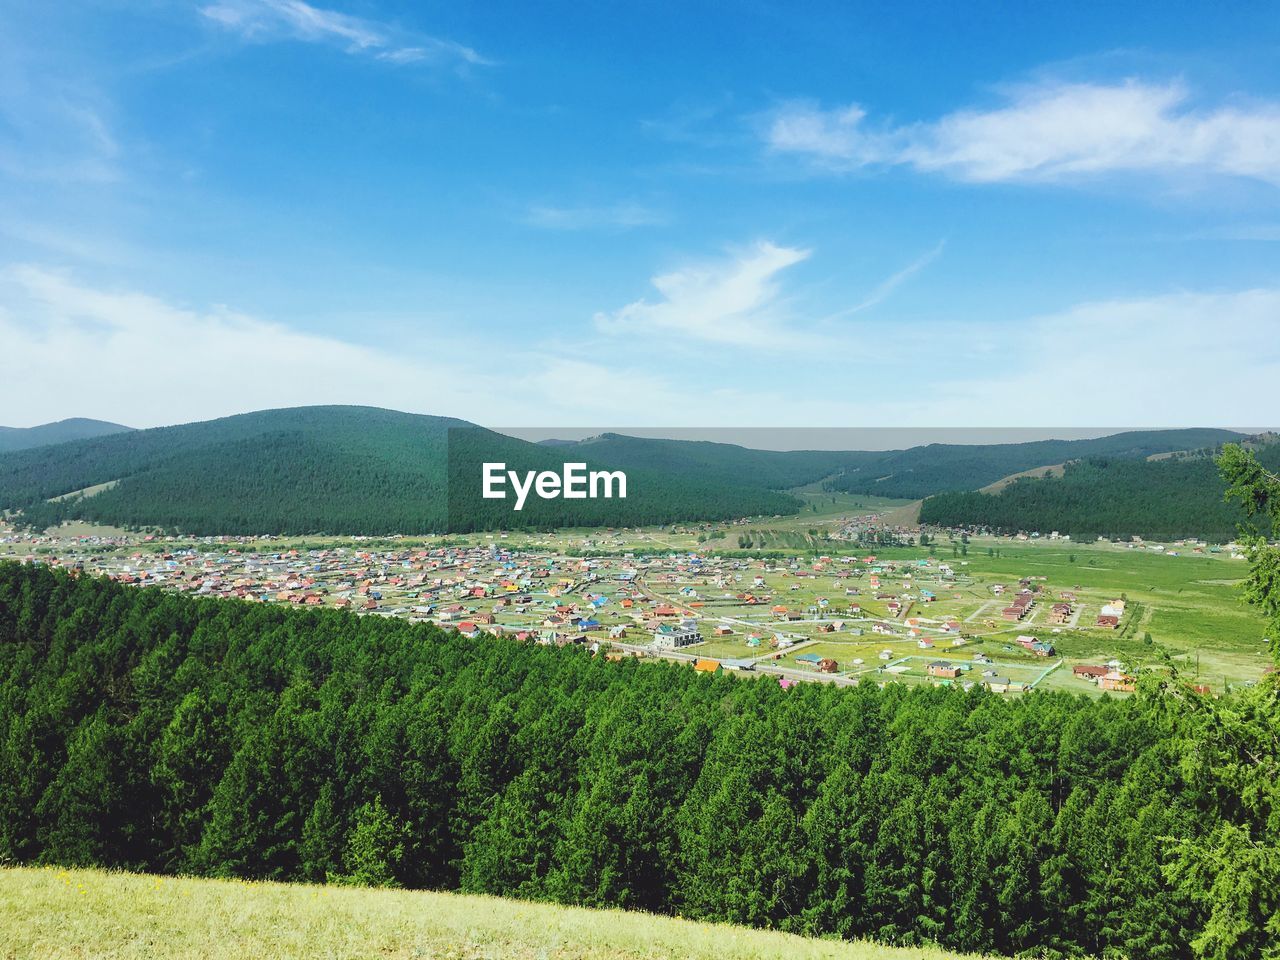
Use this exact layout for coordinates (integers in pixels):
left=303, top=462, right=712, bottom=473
left=0, top=865, right=971, bottom=960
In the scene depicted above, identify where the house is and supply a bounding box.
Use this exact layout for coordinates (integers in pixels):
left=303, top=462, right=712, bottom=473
left=721, top=658, right=755, bottom=671
left=816, top=658, right=838, bottom=674
left=1096, top=614, right=1120, bottom=629
left=796, top=652, right=822, bottom=666
left=1100, top=670, right=1136, bottom=692
left=1073, top=664, right=1108, bottom=680
left=652, top=621, right=700, bottom=649
left=693, top=658, right=721, bottom=675
left=927, top=661, right=961, bottom=679
left=457, top=621, right=480, bottom=637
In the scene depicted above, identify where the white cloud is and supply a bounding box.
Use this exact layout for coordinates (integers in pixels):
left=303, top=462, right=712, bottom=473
left=0, top=265, right=701, bottom=429
left=0, top=265, right=494, bottom=427
left=767, top=80, right=1280, bottom=186
left=593, top=241, right=810, bottom=348
left=200, top=0, right=489, bottom=67
left=3, top=265, right=1276, bottom=431
left=933, top=287, right=1280, bottom=423
left=524, top=202, right=667, bottom=231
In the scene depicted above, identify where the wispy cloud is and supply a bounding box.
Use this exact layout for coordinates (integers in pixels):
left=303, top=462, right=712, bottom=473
left=4, top=264, right=1277, bottom=429
left=823, top=241, right=946, bottom=320
left=523, top=202, right=667, bottom=231
left=593, top=241, right=810, bottom=348
left=199, top=0, right=489, bottom=67
left=0, top=265, right=696, bottom=428
left=928, top=287, right=1280, bottom=423
left=767, top=79, right=1280, bottom=186
left=0, top=35, right=120, bottom=185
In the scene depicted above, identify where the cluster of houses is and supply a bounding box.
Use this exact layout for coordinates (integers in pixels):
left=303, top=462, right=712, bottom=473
left=996, top=581, right=1039, bottom=621
left=8, top=523, right=1216, bottom=696
left=1015, top=634, right=1056, bottom=657
left=924, top=657, right=1030, bottom=693
left=1073, top=662, right=1136, bottom=692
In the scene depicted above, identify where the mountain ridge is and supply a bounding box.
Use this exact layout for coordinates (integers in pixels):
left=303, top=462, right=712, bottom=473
left=0, top=407, right=1254, bottom=536
left=0, top=417, right=133, bottom=453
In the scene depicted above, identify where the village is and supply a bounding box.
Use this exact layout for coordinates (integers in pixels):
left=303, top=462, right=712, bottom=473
left=5, top=508, right=1261, bottom=696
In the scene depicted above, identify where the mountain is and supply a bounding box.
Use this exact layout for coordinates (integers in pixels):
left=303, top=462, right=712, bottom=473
left=0, top=410, right=1253, bottom=536
left=918, top=441, right=1280, bottom=541
left=821, top=429, right=1247, bottom=499
left=0, top=406, right=798, bottom=535
left=556, top=433, right=875, bottom=490
left=0, top=417, right=132, bottom=453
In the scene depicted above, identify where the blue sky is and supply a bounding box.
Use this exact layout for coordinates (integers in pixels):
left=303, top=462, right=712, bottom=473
left=2, top=0, right=1278, bottom=430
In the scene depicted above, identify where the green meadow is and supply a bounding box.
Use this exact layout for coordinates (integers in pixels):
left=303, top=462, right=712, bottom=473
left=0, top=866, right=973, bottom=960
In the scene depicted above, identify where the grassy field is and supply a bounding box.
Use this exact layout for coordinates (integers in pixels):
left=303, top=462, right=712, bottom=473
left=0, top=866, right=972, bottom=960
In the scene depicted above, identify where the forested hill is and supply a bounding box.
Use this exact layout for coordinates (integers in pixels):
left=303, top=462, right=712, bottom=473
left=0, top=418, right=132, bottom=453
left=557, top=433, right=877, bottom=489
left=558, top=430, right=1246, bottom=500
left=0, top=406, right=799, bottom=535
left=0, top=409, right=1251, bottom=536
left=919, top=442, right=1280, bottom=541
left=821, top=429, right=1244, bottom=499
left=1, top=562, right=1276, bottom=959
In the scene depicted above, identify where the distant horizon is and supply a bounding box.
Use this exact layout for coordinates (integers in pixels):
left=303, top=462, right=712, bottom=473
left=1, top=408, right=1274, bottom=453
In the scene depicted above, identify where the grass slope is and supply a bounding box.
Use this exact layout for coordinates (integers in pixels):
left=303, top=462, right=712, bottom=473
left=0, top=866, right=967, bottom=960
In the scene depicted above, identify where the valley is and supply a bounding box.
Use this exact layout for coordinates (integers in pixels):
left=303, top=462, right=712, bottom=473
left=4, top=485, right=1270, bottom=696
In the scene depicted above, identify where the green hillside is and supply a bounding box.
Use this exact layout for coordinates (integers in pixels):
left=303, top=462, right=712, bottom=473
left=0, top=412, right=1253, bottom=536
left=2, top=562, right=1277, bottom=959
left=0, top=418, right=132, bottom=453
left=0, top=866, right=966, bottom=960
left=560, top=433, right=877, bottom=489
left=919, top=442, right=1280, bottom=540
left=0, top=407, right=798, bottom=535
left=823, top=429, right=1245, bottom=499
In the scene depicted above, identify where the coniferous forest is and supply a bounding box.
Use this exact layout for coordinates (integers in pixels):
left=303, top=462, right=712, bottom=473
left=919, top=446, right=1280, bottom=542
left=2, top=557, right=1278, bottom=959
